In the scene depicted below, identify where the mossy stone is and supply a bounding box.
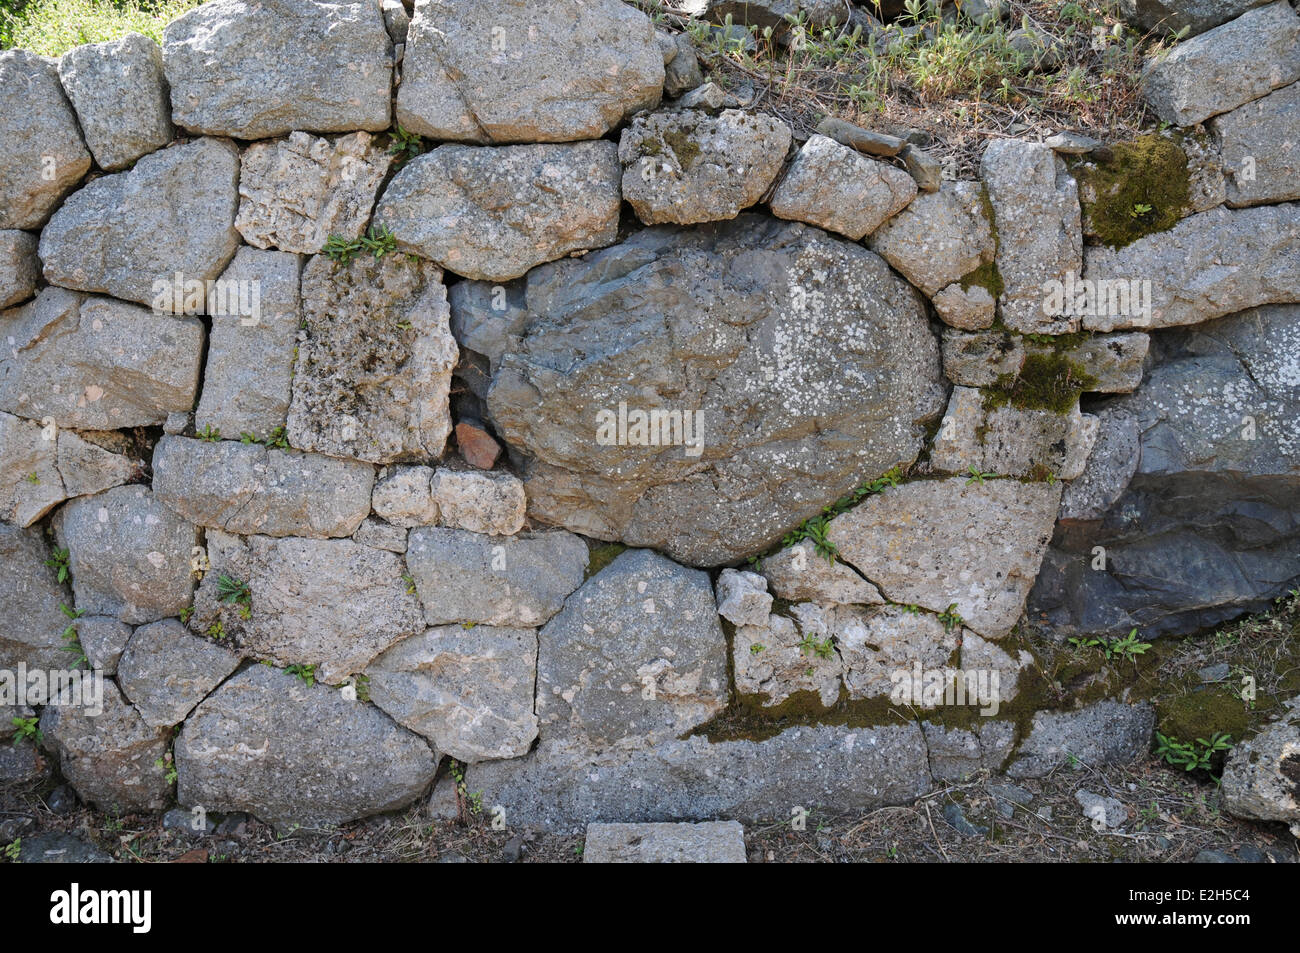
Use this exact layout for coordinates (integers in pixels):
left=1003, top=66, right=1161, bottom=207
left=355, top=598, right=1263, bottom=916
left=1072, top=133, right=1191, bottom=250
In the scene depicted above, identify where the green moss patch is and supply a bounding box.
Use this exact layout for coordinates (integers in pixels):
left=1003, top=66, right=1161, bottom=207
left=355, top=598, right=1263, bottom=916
left=584, top=542, right=627, bottom=580
left=958, top=260, right=1005, bottom=299
left=982, top=351, right=1098, bottom=415
left=1072, top=133, right=1190, bottom=249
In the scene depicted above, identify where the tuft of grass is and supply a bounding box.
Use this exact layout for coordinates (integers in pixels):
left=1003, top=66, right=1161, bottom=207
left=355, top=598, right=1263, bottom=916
left=2, top=0, right=205, bottom=56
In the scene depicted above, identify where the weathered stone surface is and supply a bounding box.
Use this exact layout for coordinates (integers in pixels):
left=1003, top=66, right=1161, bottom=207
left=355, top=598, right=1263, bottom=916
left=352, top=517, right=407, bottom=554
left=117, top=618, right=241, bottom=727
left=923, top=720, right=1017, bottom=781
left=0, top=231, right=39, bottom=310
left=76, top=616, right=133, bottom=676
left=940, top=329, right=1024, bottom=387
left=163, top=0, right=393, bottom=139
left=189, top=533, right=425, bottom=684
left=236, top=132, right=394, bottom=254
left=1212, top=79, right=1300, bottom=207
left=770, top=134, right=916, bottom=240
left=0, top=51, right=91, bottom=230
left=0, top=289, right=205, bottom=430
left=584, top=820, right=746, bottom=863
left=287, top=253, right=456, bottom=464
left=372, top=465, right=438, bottom=527
left=1140, top=2, right=1300, bottom=126
left=981, top=139, right=1083, bottom=334
left=1182, top=130, right=1228, bottom=212
left=899, top=144, right=943, bottom=193
left=15, top=832, right=114, bottom=863
left=39, top=138, right=241, bottom=309
left=429, top=466, right=526, bottom=536
left=1119, top=0, right=1269, bottom=35
left=466, top=722, right=932, bottom=831
left=0, top=522, right=70, bottom=670
left=715, top=568, right=772, bottom=627
left=536, top=549, right=727, bottom=750
left=814, top=117, right=905, bottom=157
left=375, top=141, right=621, bottom=281
left=733, top=610, right=841, bottom=708
left=940, top=329, right=1149, bottom=391
left=760, top=538, right=884, bottom=605
left=153, top=437, right=375, bottom=539
left=1058, top=406, right=1142, bottom=521
left=40, top=679, right=172, bottom=812
left=1030, top=305, right=1300, bottom=638
left=176, top=665, right=437, bottom=830
left=834, top=605, right=960, bottom=704
left=194, top=247, right=302, bottom=440
left=619, top=110, right=792, bottom=225
left=0, top=735, right=51, bottom=788
left=931, top=387, right=1099, bottom=480
left=1006, top=701, right=1155, bottom=778
left=57, top=486, right=195, bottom=625
left=484, top=216, right=945, bottom=566
left=367, top=624, right=538, bottom=762
left=396, top=0, right=662, bottom=143
left=0, top=413, right=138, bottom=526
left=405, top=527, right=587, bottom=627
left=827, top=477, right=1063, bottom=639
left=663, top=32, right=704, bottom=97
left=1221, top=695, right=1300, bottom=837
left=867, top=181, right=996, bottom=298
left=455, top=420, right=501, bottom=469
left=707, top=0, right=846, bottom=30
left=932, top=284, right=996, bottom=330
left=1082, top=203, right=1300, bottom=331
left=57, top=33, right=174, bottom=171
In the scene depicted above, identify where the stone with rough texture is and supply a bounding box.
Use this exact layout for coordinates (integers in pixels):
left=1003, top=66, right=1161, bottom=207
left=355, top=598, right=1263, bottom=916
left=152, top=436, right=375, bottom=538
left=189, top=532, right=425, bottom=684
left=163, top=0, right=392, bottom=139
left=352, top=517, right=407, bottom=554
left=1140, top=2, right=1300, bottom=126
left=770, top=134, right=917, bottom=240
left=1030, top=305, right=1300, bottom=639
left=584, top=821, right=746, bottom=863
left=429, top=466, right=526, bottom=536
left=76, top=616, right=133, bottom=676
left=16, top=833, right=114, bottom=863
left=620, top=110, right=792, bottom=226
left=833, top=605, right=961, bottom=704
left=707, top=0, right=845, bottom=30
left=194, top=247, right=302, bottom=440
left=931, top=387, right=1099, bottom=480
left=941, top=329, right=1149, bottom=392
left=466, top=722, right=932, bottom=831
left=396, top=0, right=662, bottom=143
left=715, top=568, right=772, bottom=627
left=663, top=32, right=704, bottom=97
left=0, top=289, right=205, bottom=430
left=981, top=139, right=1083, bottom=334
left=236, top=132, right=394, bottom=254
left=176, top=665, right=437, bottom=830
left=484, top=216, right=945, bottom=566
left=56, top=485, right=196, bottom=625
left=536, top=549, right=728, bottom=750
left=1006, top=701, right=1155, bottom=778
left=375, top=141, right=620, bottom=282
left=1212, top=80, right=1300, bottom=208
left=0, top=231, right=39, bottom=310
left=733, top=610, right=841, bottom=708
left=38, top=138, right=241, bottom=310
left=760, top=539, right=884, bottom=605
left=57, top=33, right=174, bottom=171
left=455, top=421, right=501, bottom=470
left=0, top=412, right=138, bottom=526
left=372, top=465, right=438, bottom=527
left=0, top=51, right=92, bottom=230
left=932, top=284, right=996, bottom=330
left=1221, top=696, right=1300, bottom=837
left=1083, top=202, right=1300, bottom=331
left=287, top=253, right=457, bottom=464
left=1058, top=406, right=1141, bottom=521
left=867, top=181, right=996, bottom=298
left=117, top=618, right=241, bottom=727
left=40, top=680, right=172, bottom=812
left=923, top=720, right=1017, bottom=781
left=827, top=477, right=1063, bottom=639
left=1119, top=0, right=1269, bottom=35
left=405, top=527, right=587, bottom=627
left=367, top=624, right=538, bottom=762
left=0, top=522, right=71, bottom=670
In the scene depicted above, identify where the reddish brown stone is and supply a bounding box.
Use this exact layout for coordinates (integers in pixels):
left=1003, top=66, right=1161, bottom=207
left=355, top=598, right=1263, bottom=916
left=455, top=421, right=501, bottom=470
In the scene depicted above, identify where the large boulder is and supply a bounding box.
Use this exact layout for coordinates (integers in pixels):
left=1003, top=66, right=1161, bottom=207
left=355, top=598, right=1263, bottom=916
left=163, top=0, right=393, bottom=139
left=536, top=549, right=728, bottom=750
left=395, top=0, right=662, bottom=143
left=477, top=216, right=945, bottom=566
left=0, top=289, right=205, bottom=430
left=176, top=665, right=437, bottom=830
left=152, top=436, right=375, bottom=539
left=38, top=138, right=241, bottom=310
left=56, top=32, right=174, bottom=171
left=1140, top=2, right=1300, bottom=126
left=1030, top=305, right=1300, bottom=639
left=0, top=51, right=92, bottom=230
left=0, top=522, right=71, bottom=671
left=374, top=141, right=621, bottom=282
left=286, top=253, right=457, bottom=464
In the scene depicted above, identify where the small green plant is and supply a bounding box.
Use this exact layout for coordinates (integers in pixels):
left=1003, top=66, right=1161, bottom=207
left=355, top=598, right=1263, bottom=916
left=45, top=547, right=70, bottom=583
left=216, top=574, right=252, bottom=620
left=1105, top=627, right=1152, bottom=661
left=750, top=643, right=766, bottom=655
left=154, top=752, right=178, bottom=786
left=447, top=759, right=484, bottom=816
left=197, top=424, right=221, bottom=442
left=388, top=123, right=424, bottom=163
left=965, top=466, right=995, bottom=486
left=10, top=716, right=41, bottom=746
left=901, top=603, right=920, bottom=615
left=798, top=632, right=835, bottom=661
left=323, top=226, right=399, bottom=265
left=353, top=674, right=371, bottom=703
left=1154, top=731, right=1233, bottom=774
left=402, top=572, right=417, bottom=595
left=1130, top=202, right=1153, bottom=218
left=285, top=664, right=316, bottom=687
left=3, top=839, right=19, bottom=862
left=937, top=603, right=964, bottom=632
left=25, top=472, right=39, bottom=484
left=179, top=605, right=194, bottom=624
left=206, top=620, right=226, bottom=640
left=262, top=426, right=290, bottom=451
left=59, top=603, right=87, bottom=668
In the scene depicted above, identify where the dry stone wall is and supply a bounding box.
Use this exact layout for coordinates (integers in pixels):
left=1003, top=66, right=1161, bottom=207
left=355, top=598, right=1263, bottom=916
left=1, top=0, right=1298, bottom=839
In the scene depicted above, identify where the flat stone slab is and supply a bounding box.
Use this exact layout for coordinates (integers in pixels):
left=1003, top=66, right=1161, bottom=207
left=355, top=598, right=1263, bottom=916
left=583, top=821, right=747, bottom=863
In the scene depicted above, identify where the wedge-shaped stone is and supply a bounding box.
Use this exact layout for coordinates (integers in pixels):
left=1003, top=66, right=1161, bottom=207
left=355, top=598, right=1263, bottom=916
left=0, top=230, right=39, bottom=310
left=866, top=180, right=997, bottom=297
left=0, top=521, right=71, bottom=670
left=118, top=618, right=241, bottom=727
left=1006, top=701, right=1154, bottom=778
left=769, top=134, right=916, bottom=239
left=760, top=538, right=884, bottom=605
left=941, top=329, right=1149, bottom=391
